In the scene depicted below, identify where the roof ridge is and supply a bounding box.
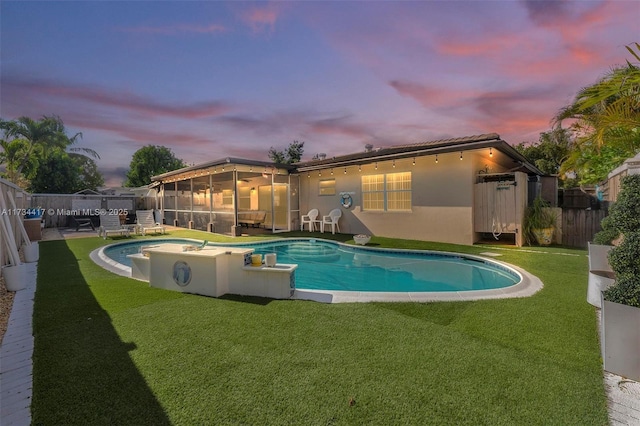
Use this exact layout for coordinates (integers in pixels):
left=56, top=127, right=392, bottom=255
left=386, top=133, right=501, bottom=150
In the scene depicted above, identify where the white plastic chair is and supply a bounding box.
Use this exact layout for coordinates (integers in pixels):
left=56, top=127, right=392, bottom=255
left=300, top=209, right=320, bottom=232
left=321, top=209, right=342, bottom=234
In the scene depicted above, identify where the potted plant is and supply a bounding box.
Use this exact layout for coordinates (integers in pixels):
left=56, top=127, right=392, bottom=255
left=598, top=174, right=640, bottom=380
left=587, top=215, right=618, bottom=307
left=523, top=195, right=557, bottom=246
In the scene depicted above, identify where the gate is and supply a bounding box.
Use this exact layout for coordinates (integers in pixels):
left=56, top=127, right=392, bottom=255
left=474, top=172, right=527, bottom=246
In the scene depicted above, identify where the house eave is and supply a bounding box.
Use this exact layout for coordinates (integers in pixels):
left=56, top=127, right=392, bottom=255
left=296, top=139, right=544, bottom=176
left=151, top=157, right=296, bottom=182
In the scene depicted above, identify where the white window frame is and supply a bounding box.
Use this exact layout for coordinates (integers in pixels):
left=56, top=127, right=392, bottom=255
left=318, top=178, right=336, bottom=196
left=361, top=172, right=412, bottom=211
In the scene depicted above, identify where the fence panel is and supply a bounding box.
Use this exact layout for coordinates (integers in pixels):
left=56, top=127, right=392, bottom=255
left=0, top=178, right=29, bottom=269
left=561, top=208, right=608, bottom=248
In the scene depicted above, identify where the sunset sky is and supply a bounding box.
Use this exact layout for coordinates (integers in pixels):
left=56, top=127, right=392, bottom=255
left=1, top=1, right=638, bottom=186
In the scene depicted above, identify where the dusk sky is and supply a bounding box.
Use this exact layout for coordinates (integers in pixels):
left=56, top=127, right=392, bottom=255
left=1, top=1, right=638, bottom=186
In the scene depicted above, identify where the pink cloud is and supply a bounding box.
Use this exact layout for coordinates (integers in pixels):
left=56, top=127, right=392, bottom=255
left=388, top=80, right=477, bottom=110
left=307, top=116, right=371, bottom=139
left=119, top=23, right=228, bottom=35
left=240, top=5, right=281, bottom=33
left=3, top=77, right=233, bottom=119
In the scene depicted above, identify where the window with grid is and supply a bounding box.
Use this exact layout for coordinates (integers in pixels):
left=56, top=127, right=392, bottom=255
left=361, top=172, right=411, bottom=211
left=386, top=172, right=412, bottom=211
left=362, top=174, right=385, bottom=211
left=222, top=189, right=234, bottom=206
left=238, top=187, right=251, bottom=210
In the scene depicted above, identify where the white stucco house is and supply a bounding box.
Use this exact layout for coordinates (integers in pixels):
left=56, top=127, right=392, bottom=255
left=152, top=133, right=544, bottom=246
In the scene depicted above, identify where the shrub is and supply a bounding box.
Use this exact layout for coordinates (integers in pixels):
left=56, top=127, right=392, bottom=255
left=593, top=215, right=619, bottom=245
left=607, top=174, right=640, bottom=234
left=607, top=231, right=640, bottom=278
left=602, top=175, right=640, bottom=307
left=603, top=274, right=640, bottom=308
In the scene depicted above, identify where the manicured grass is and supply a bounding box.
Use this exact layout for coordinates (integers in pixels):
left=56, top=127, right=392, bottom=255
left=32, top=231, right=608, bottom=425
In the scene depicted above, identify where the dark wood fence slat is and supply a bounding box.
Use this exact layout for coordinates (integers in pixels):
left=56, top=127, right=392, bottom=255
left=561, top=208, right=607, bottom=248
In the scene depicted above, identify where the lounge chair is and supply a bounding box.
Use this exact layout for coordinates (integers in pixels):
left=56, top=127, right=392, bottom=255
left=99, top=214, right=130, bottom=239
left=136, top=210, right=166, bottom=236
left=300, top=209, right=320, bottom=232
left=321, top=209, right=342, bottom=234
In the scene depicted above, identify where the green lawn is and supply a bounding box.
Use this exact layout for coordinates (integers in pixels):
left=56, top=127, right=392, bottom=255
left=32, top=230, right=608, bottom=425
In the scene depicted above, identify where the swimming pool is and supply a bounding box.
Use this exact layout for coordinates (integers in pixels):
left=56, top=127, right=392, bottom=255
left=100, top=238, right=524, bottom=293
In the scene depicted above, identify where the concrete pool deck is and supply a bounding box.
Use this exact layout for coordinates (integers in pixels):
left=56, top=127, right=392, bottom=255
left=1, top=229, right=638, bottom=424
left=93, top=238, right=543, bottom=303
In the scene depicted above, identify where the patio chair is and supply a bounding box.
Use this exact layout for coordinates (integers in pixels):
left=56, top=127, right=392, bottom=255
left=99, top=213, right=130, bottom=239
left=300, top=209, right=320, bottom=232
left=136, top=210, right=166, bottom=236
left=320, top=209, right=342, bottom=234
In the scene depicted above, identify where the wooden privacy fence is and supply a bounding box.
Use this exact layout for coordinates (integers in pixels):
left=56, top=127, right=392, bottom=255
left=31, top=194, right=156, bottom=228
left=0, top=178, right=29, bottom=269
left=561, top=208, right=608, bottom=248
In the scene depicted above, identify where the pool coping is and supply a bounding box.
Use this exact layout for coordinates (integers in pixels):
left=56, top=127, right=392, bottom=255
left=90, top=237, right=543, bottom=303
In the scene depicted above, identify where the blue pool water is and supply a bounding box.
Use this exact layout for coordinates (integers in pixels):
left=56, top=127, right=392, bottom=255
left=102, top=239, right=519, bottom=292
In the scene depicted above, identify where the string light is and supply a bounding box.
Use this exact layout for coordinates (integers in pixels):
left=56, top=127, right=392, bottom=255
left=459, top=152, right=463, bottom=161
left=435, top=154, right=438, bottom=164
left=344, top=167, right=347, bottom=174
left=331, top=168, right=334, bottom=175
left=358, top=165, right=362, bottom=172
left=412, top=157, right=416, bottom=166
left=489, top=147, right=493, bottom=157
left=375, top=162, right=378, bottom=170
left=319, top=171, right=322, bottom=177
left=392, top=160, right=396, bottom=168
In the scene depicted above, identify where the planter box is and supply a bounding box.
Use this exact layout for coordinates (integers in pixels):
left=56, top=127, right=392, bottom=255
left=587, top=243, right=615, bottom=308
left=601, top=296, right=640, bottom=381
left=354, top=235, right=371, bottom=245
left=2, top=264, right=27, bottom=291
left=22, top=242, right=39, bottom=263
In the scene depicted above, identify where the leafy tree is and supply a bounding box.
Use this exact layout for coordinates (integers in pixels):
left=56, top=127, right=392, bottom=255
left=0, top=115, right=98, bottom=181
left=553, top=42, right=640, bottom=184
left=514, top=128, right=574, bottom=185
left=125, top=145, right=185, bottom=187
left=0, top=115, right=101, bottom=192
left=70, top=153, right=104, bottom=191
left=0, top=138, right=34, bottom=185
left=268, top=141, right=304, bottom=164
left=28, top=150, right=81, bottom=193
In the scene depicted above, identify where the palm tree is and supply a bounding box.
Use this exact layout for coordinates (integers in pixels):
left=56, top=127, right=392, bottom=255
left=0, top=115, right=99, bottom=182
left=553, top=42, right=640, bottom=183
left=0, top=139, right=35, bottom=184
